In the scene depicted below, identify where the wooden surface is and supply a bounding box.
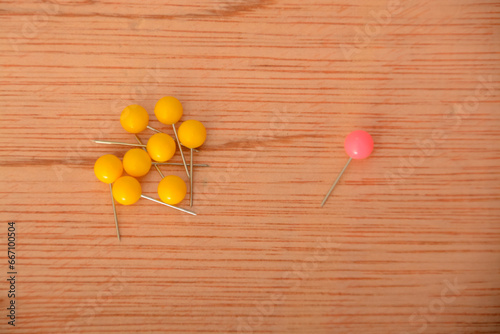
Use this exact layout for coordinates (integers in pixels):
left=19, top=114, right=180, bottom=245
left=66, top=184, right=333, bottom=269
left=1, top=0, right=500, bottom=333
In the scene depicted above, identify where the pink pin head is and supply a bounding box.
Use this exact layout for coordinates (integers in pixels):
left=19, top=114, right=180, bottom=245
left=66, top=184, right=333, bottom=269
left=344, top=130, right=374, bottom=159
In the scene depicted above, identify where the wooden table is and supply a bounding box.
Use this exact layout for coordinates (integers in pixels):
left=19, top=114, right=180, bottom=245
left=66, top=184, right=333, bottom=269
left=1, top=0, right=499, bottom=333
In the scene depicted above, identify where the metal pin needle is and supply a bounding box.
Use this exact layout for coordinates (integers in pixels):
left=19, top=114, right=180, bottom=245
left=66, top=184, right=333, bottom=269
left=141, top=195, right=196, bottom=216
left=320, top=157, right=352, bottom=207
left=109, top=183, right=120, bottom=241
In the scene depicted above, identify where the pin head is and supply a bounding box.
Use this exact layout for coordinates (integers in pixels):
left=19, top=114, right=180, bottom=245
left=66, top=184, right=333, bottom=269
left=112, top=176, right=142, bottom=205
left=146, top=133, right=176, bottom=162
left=123, top=148, right=151, bottom=177
left=120, top=105, right=149, bottom=134
left=158, top=175, right=187, bottom=205
left=344, top=130, right=374, bottom=160
left=94, top=154, right=123, bottom=184
left=154, top=96, right=183, bottom=125
left=178, top=120, right=206, bottom=149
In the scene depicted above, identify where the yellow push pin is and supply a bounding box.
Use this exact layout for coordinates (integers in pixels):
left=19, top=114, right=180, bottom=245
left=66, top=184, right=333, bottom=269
left=158, top=175, right=187, bottom=205
left=123, top=148, right=151, bottom=177
left=120, top=104, right=163, bottom=134
left=120, top=105, right=149, bottom=134
left=112, top=176, right=196, bottom=215
left=146, top=132, right=176, bottom=162
left=154, top=96, right=190, bottom=178
left=178, top=120, right=207, bottom=207
left=94, top=154, right=123, bottom=240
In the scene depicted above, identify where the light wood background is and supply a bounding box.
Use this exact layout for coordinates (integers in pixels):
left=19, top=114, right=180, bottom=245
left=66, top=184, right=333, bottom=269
left=1, top=0, right=499, bottom=333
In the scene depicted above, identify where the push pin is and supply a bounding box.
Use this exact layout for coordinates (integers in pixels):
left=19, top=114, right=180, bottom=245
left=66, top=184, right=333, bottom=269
left=146, top=132, right=176, bottom=162
left=123, top=148, right=151, bottom=177
left=120, top=105, right=149, bottom=134
left=178, top=120, right=207, bottom=207
left=154, top=96, right=190, bottom=178
left=94, top=154, right=123, bottom=240
left=158, top=175, right=187, bottom=205
left=320, top=130, right=374, bottom=207
left=120, top=104, right=163, bottom=134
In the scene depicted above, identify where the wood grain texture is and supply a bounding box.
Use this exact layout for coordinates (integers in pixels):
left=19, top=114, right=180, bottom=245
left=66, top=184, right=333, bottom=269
left=1, top=0, right=500, bottom=333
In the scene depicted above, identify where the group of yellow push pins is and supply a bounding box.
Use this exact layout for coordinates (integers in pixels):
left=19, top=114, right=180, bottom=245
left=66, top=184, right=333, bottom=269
left=93, top=96, right=207, bottom=240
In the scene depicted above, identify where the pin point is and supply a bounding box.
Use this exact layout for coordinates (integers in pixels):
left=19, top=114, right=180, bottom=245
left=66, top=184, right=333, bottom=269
left=94, top=154, right=123, bottom=240
left=178, top=120, right=206, bottom=207
left=112, top=176, right=196, bottom=215
left=320, top=130, right=374, bottom=207
left=154, top=97, right=190, bottom=178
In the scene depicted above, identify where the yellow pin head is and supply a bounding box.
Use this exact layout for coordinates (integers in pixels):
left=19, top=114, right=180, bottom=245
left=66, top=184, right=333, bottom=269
left=120, top=105, right=149, bottom=133
left=94, top=154, right=123, bottom=184
left=178, top=120, right=206, bottom=149
left=123, top=148, right=151, bottom=177
left=154, top=96, right=183, bottom=125
left=158, top=175, right=187, bottom=205
left=112, top=176, right=142, bottom=205
left=146, top=133, right=176, bottom=162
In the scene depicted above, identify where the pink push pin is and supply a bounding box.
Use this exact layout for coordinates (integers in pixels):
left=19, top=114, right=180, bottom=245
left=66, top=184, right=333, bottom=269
left=320, top=130, right=374, bottom=207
